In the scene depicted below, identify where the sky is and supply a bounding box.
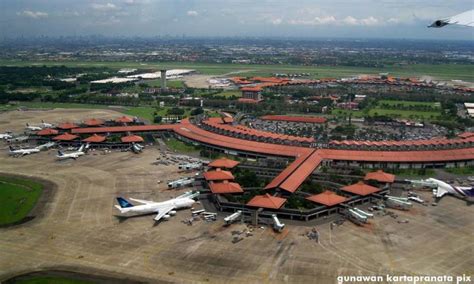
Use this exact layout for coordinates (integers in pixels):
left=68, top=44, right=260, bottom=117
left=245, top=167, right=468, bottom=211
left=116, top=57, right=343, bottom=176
left=0, top=0, right=473, bottom=40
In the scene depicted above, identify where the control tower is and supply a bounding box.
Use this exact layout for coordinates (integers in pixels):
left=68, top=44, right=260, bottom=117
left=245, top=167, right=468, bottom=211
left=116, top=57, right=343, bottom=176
left=160, top=69, right=167, bottom=90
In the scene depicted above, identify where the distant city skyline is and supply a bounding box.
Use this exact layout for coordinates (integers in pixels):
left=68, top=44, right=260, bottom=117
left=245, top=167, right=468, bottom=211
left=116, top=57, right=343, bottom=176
left=1, top=0, right=473, bottom=40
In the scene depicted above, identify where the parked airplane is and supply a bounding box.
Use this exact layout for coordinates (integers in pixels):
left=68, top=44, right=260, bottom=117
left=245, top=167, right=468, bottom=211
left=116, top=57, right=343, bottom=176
left=8, top=145, right=40, bottom=157
left=37, top=142, right=56, bottom=151
left=56, top=144, right=88, bottom=160
left=425, top=178, right=474, bottom=199
left=0, top=132, right=13, bottom=140
left=40, top=120, right=54, bottom=128
left=114, top=191, right=199, bottom=222
left=25, top=123, right=42, bottom=131
left=429, top=9, right=474, bottom=28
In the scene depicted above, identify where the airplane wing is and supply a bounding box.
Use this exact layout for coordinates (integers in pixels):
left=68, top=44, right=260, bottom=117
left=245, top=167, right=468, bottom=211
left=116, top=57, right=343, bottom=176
left=153, top=205, right=174, bottom=221
left=430, top=10, right=474, bottom=28
left=129, top=198, right=155, bottom=205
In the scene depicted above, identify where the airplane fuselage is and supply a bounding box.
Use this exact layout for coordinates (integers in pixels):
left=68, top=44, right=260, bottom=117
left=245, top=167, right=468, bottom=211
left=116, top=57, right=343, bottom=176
left=116, top=198, right=195, bottom=217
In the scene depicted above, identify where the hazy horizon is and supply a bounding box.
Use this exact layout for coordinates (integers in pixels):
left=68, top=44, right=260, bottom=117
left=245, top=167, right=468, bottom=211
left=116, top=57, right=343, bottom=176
left=0, top=0, right=473, bottom=40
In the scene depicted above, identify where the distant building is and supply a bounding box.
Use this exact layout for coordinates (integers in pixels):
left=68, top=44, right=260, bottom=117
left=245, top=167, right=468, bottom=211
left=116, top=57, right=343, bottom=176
left=241, top=86, right=263, bottom=101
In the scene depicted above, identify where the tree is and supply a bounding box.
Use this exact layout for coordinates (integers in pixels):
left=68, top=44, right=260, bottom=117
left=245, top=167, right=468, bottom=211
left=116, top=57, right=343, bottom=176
left=153, top=115, right=162, bottom=123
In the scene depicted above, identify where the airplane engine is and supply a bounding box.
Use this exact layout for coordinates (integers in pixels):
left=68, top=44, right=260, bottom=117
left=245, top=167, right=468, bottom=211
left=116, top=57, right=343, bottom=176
left=163, top=214, right=171, bottom=220
left=169, top=210, right=177, bottom=216
left=432, top=20, right=448, bottom=28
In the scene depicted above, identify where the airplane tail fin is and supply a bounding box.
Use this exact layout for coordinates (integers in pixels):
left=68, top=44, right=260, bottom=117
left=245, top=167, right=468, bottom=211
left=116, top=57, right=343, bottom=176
left=78, top=144, right=85, bottom=152
left=9, top=146, right=14, bottom=151
left=57, top=150, right=64, bottom=156
left=117, top=197, right=134, bottom=208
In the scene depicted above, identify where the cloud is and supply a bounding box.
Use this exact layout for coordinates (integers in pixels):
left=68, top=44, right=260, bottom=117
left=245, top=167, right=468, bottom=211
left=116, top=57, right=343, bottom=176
left=289, top=16, right=336, bottom=26
left=271, top=18, right=282, bottom=25
left=187, top=10, right=198, bottom=17
left=91, top=3, right=120, bottom=12
left=17, top=10, right=48, bottom=19
left=343, top=16, right=379, bottom=26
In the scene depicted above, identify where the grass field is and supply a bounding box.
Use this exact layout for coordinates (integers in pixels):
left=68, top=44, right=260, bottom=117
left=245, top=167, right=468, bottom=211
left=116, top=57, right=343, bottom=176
left=164, top=138, right=200, bottom=153
left=444, top=166, right=474, bottom=175
left=377, top=100, right=441, bottom=108
left=1, top=60, right=473, bottom=81
left=367, top=108, right=441, bottom=119
left=0, top=176, right=43, bottom=226
left=332, top=99, right=443, bottom=120
left=13, top=276, right=93, bottom=284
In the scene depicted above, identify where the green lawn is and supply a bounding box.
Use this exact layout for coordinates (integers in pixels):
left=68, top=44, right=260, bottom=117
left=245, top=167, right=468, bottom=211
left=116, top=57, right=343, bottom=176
left=444, top=166, right=474, bottom=175
left=1, top=60, right=473, bottom=81
left=368, top=108, right=441, bottom=119
left=0, top=176, right=43, bottom=226
left=164, top=138, right=200, bottom=153
left=377, top=100, right=441, bottom=108
left=12, top=276, right=93, bottom=284
left=331, top=108, right=366, bottom=118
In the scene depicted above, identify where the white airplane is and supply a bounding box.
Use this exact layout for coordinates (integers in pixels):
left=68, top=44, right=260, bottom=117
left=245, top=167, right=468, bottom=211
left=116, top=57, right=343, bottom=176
left=8, top=145, right=40, bottom=157
left=425, top=178, right=473, bottom=199
left=40, top=120, right=55, bottom=128
left=37, top=142, right=56, bottom=151
left=25, top=123, right=42, bottom=131
left=114, top=191, right=199, bottom=222
left=0, top=132, right=13, bottom=140
left=429, top=9, right=474, bottom=28
left=56, top=144, right=88, bottom=160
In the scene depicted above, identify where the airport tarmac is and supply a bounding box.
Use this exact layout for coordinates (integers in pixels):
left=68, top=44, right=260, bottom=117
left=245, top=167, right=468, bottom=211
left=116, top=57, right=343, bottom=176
left=0, top=109, right=473, bottom=283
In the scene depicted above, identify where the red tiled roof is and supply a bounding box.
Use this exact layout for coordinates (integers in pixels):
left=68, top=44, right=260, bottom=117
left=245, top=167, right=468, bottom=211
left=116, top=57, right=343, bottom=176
left=36, top=128, right=58, bottom=136
left=209, top=181, right=243, bottom=194
left=203, top=169, right=234, bottom=181
left=71, top=124, right=176, bottom=134
left=223, top=117, right=234, bottom=124
left=84, top=118, right=104, bottom=126
left=247, top=194, right=287, bottom=209
left=260, top=115, right=327, bottom=124
left=207, top=117, right=224, bottom=124
left=279, top=151, right=323, bottom=193
left=83, top=134, right=106, bottom=143
left=240, top=86, right=262, bottom=92
left=364, top=170, right=395, bottom=183
left=57, top=122, right=79, bottom=130
left=341, top=181, right=380, bottom=196
left=115, top=116, right=134, bottom=123
left=52, top=133, right=78, bottom=141
left=208, top=158, right=240, bottom=169
left=319, top=148, right=474, bottom=163
left=458, top=132, right=474, bottom=139
left=306, top=190, right=348, bottom=206
left=121, top=135, right=144, bottom=143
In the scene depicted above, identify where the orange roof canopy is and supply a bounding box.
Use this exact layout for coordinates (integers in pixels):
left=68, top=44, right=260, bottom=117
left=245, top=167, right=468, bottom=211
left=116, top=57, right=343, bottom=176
left=52, top=133, right=78, bottom=141
left=306, top=190, right=348, bottom=206
left=209, top=181, right=243, bottom=194
left=341, top=181, right=380, bottom=196
left=364, top=170, right=395, bottom=183
left=247, top=194, right=287, bottom=209
left=208, top=158, right=240, bottom=169
left=121, top=135, right=144, bottom=143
